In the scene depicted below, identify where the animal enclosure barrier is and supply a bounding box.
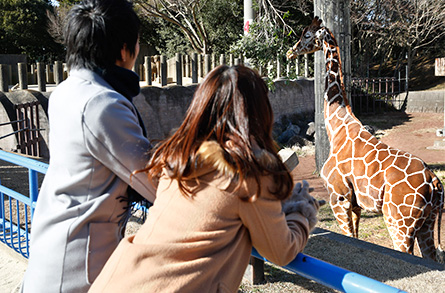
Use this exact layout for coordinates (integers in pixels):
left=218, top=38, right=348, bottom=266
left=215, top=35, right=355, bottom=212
left=351, top=77, right=407, bottom=115
left=0, top=151, right=405, bottom=292
left=14, top=102, right=43, bottom=157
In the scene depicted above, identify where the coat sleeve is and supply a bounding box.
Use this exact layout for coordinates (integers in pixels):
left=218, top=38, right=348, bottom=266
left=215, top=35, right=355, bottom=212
left=238, top=176, right=310, bottom=266
left=82, top=91, right=156, bottom=202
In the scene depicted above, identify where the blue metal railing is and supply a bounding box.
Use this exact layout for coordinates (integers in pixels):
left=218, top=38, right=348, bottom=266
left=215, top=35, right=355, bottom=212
left=0, top=150, right=405, bottom=292
left=251, top=248, right=405, bottom=293
left=0, top=150, right=48, bottom=258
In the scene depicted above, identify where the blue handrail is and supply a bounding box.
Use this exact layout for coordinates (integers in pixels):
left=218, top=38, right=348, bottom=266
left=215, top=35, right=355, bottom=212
left=0, top=150, right=48, bottom=257
left=252, top=248, right=406, bottom=293
left=0, top=150, right=406, bottom=292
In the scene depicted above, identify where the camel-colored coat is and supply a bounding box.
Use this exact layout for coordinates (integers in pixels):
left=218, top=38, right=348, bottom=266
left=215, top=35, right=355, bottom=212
left=90, top=142, right=310, bottom=293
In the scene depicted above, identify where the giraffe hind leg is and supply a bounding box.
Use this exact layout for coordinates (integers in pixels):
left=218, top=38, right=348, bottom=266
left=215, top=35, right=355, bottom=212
left=351, top=205, right=361, bottom=238
left=416, top=212, right=438, bottom=261
left=383, top=214, right=415, bottom=254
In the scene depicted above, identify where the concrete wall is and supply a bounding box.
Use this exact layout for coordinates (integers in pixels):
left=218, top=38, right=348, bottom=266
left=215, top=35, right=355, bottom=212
left=403, top=90, right=445, bottom=113
left=134, top=78, right=315, bottom=141
left=0, top=81, right=443, bottom=158
left=0, top=90, right=50, bottom=157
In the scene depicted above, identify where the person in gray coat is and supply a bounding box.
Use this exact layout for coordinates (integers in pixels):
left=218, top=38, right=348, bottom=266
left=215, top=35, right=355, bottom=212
left=21, top=0, right=156, bottom=292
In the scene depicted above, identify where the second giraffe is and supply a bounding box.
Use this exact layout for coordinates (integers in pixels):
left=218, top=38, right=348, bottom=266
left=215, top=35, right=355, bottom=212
left=286, top=17, right=444, bottom=263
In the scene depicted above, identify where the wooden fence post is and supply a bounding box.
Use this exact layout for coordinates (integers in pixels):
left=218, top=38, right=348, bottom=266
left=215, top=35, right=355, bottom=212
left=54, top=61, right=63, bottom=85
left=211, top=54, right=216, bottom=70
left=144, top=56, right=152, bottom=86
left=160, top=55, right=167, bottom=86
left=184, top=55, right=190, bottom=78
left=29, top=64, right=36, bottom=84
left=295, top=57, right=300, bottom=76
left=276, top=55, right=282, bottom=79
left=204, top=54, right=211, bottom=76
left=18, top=63, right=28, bottom=90
left=198, top=54, right=203, bottom=78
left=220, top=54, right=226, bottom=66
left=191, top=53, right=198, bottom=84
left=0, top=64, right=10, bottom=92
left=45, top=64, right=52, bottom=84
left=176, top=53, right=183, bottom=86
left=37, top=62, right=46, bottom=92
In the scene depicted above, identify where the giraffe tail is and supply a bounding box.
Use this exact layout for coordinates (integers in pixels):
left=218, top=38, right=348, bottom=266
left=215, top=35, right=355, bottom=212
left=434, top=178, right=444, bottom=263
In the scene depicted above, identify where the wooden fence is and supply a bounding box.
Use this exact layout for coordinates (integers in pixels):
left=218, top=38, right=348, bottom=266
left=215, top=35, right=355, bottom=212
left=0, top=54, right=407, bottom=115
left=0, top=53, right=312, bottom=91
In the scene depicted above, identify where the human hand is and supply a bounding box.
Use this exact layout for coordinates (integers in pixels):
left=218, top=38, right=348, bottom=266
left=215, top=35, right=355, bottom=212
left=282, top=180, right=326, bottom=231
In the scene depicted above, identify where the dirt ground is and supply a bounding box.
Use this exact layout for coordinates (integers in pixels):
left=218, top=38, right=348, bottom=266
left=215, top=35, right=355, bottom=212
left=292, top=111, right=445, bottom=254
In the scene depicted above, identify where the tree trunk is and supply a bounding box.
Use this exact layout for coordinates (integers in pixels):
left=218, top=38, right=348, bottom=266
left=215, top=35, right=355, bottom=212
left=313, top=0, right=352, bottom=172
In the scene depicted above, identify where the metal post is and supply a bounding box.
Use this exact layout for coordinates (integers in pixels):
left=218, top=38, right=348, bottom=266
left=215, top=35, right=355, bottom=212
left=304, top=54, right=309, bottom=78
left=244, top=0, right=254, bottom=35
left=405, top=55, right=409, bottom=93
left=37, top=62, right=46, bottom=92
left=18, top=63, right=28, bottom=90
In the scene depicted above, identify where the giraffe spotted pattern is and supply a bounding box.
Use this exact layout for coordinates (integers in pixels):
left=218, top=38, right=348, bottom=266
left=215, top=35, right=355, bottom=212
left=287, top=17, right=444, bottom=262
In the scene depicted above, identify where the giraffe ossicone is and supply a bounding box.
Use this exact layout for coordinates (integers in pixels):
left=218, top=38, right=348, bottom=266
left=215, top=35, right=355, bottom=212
left=287, top=16, right=444, bottom=262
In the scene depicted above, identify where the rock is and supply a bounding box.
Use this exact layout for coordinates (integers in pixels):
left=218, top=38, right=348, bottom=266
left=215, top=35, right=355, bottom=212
left=306, top=121, right=316, bottom=138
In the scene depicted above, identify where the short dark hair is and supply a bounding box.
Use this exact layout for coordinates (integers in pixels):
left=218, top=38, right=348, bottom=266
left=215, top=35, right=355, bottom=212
left=64, top=0, right=140, bottom=70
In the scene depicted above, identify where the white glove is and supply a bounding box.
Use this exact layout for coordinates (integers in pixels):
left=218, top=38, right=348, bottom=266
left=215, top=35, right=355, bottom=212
left=282, top=180, right=325, bottom=231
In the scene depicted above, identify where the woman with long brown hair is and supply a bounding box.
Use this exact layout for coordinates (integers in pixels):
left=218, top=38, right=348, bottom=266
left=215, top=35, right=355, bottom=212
left=90, top=65, right=320, bottom=293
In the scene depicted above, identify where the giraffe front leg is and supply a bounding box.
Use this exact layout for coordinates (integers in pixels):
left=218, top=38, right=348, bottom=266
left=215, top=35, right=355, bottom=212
left=329, top=190, right=356, bottom=237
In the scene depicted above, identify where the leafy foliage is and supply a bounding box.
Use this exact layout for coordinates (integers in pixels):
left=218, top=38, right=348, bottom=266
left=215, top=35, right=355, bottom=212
left=230, top=3, right=312, bottom=85
left=0, top=0, right=64, bottom=62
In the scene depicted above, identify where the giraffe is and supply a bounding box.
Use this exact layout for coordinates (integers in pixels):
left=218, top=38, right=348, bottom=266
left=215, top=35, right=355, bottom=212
left=286, top=17, right=444, bottom=262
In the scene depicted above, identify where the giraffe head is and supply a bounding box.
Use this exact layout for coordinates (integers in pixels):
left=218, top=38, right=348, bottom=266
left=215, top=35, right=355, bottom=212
left=286, top=16, right=325, bottom=60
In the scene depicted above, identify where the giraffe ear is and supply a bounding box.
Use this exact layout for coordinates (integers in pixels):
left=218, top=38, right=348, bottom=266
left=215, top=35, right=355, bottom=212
left=313, top=16, right=323, bottom=27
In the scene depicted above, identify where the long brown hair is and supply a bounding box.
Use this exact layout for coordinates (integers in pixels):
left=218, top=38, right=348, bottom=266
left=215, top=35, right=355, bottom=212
left=144, top=65, right=292, bottom=201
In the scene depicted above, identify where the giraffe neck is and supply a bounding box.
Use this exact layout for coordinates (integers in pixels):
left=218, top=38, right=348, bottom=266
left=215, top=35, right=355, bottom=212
left=321, top=28, right=356, bottom=141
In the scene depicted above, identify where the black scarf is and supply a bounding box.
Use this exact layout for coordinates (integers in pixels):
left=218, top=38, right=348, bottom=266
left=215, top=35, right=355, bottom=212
left=98, top=65, right=151, bottom=225
left=101, top=65, right=147, bottom=137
